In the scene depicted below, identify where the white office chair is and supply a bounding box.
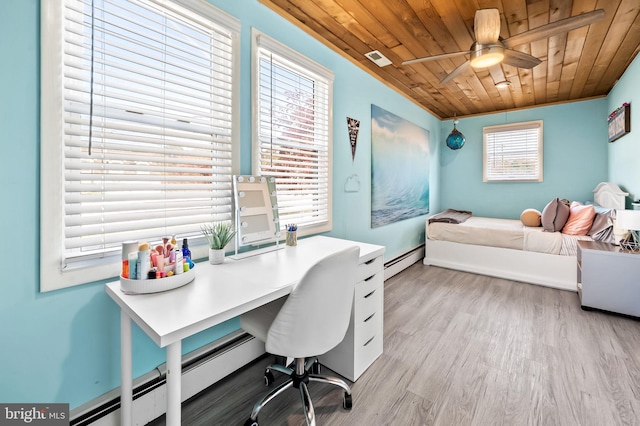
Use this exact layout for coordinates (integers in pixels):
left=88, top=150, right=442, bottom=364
left=241, top=245, right=360, bottom=426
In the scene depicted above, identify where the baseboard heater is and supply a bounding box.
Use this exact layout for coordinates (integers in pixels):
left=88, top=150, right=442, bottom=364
left=70, top=330, right=265, bottom=426
left=384, top=243, right=425, bottom=280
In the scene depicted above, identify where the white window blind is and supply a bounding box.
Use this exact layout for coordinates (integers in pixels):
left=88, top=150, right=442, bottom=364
left=254, top=31, right=333, bottom=234
left=41, top=0, right=239, bottom=290
left=483, top=120, right=543, bottom=182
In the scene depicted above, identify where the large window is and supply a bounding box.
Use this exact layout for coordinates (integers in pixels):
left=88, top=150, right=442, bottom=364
left=253, top=30, right=334, bottom=236
left=40, top=0, right=240, bottom=291
left=483, top=120, right=543, bottom=182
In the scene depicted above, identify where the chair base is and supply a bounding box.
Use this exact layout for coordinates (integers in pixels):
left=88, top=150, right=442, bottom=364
left=244, top=357, right=352, bottom=426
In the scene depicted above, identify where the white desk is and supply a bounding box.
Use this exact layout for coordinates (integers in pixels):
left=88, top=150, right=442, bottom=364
left=105, top=236, right=385, bottom=426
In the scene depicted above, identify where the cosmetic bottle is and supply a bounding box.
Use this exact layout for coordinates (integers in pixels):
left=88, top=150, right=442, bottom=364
left=182, top=238, right=191, bottom=261
left=138, top=242, right=151, bottom=280
left=128, top=252, right=138, bottom=280
left=174, top=250, right=183, bottom=275
left=156, top=253, right=165, bottom=272
left=122, top=260, right=129, bottom=279
left=121, top=240, right=139, bottom=278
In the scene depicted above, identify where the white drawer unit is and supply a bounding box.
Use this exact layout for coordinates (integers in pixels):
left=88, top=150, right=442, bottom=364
left=320, top=248, right=385, bottom=381
left=577, top=240, right=640, bottom=317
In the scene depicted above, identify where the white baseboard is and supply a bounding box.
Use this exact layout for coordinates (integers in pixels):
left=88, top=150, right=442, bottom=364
left=384, top=244, right=425, bottom=280
left=71, top=331, right=265, bottom=425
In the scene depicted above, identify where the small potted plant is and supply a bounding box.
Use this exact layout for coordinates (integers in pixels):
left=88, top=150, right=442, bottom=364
left=201, top=221, right=237, bottom=264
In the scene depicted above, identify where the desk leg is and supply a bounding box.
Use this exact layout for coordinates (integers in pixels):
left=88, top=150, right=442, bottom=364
left=166, top=341, right=182, bottom=426
left=120, top=311, right=132, bottom=426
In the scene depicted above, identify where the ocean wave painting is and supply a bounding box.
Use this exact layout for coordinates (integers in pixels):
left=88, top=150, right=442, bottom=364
left=371, top=105, right=430, bottom=228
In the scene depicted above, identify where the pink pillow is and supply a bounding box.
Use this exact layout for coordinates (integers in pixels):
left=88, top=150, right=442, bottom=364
left=562, top=202, right=596, bottom=235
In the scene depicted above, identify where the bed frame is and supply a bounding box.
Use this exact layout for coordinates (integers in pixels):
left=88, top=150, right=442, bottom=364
left=423, top=182, right=628, bottom=291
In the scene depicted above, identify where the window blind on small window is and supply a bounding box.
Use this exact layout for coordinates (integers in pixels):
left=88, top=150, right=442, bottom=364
left=483, top=121, right=543, bottom=182
left=255, top=34, right=333, bottom=231
left=62, top=0, right=236, bottom=265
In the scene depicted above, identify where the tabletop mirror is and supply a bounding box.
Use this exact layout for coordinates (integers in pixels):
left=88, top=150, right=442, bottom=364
left=233, top=175, right=281, bottom=255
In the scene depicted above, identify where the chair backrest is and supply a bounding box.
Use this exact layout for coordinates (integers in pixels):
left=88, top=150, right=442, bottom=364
left=265, top=245, right=360, bottom=358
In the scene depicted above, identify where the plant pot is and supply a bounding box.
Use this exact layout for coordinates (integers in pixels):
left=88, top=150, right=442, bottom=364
left=209, top=248, right=225, bottom=264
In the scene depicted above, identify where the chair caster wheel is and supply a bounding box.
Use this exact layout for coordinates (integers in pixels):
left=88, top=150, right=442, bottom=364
left=343, top=392, right=352, bottom=409
left=244, top=418, right=258, bottom=426
left=311, top=360, right=321, bottom=374
left=264, top=370, right=275, bottom=386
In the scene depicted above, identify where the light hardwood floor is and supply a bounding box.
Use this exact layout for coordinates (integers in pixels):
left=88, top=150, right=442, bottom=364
left=149, top=262, right=640, bottom=425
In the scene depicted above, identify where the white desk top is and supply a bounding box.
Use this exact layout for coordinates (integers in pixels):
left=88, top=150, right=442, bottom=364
left=105, top=236, right=384, bottom=347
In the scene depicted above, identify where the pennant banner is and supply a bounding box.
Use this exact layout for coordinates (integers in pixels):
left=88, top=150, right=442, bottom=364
left=347, top=117, right=360, bottom=163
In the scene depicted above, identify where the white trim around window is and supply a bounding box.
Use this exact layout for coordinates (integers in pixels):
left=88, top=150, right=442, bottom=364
left=40, top=0, right=240, bottom=291
left=483, top=120, right=543, bottom=182
left=251, top=29, right=334, bottom=237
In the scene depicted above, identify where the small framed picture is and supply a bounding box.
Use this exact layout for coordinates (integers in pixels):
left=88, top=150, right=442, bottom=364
left=608, top=103, right=630, bottom=142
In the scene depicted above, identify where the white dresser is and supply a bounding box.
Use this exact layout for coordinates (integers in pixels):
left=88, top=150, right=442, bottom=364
left=577, top=240, right=640, bottom=317
left=320, top=243, right=385, bottom=381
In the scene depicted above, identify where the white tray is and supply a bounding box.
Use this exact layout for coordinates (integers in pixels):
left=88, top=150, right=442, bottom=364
left=119, top=267, right=195, bottom=295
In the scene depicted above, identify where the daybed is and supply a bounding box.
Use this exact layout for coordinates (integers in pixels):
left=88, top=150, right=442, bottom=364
left=423, top=182, right=628, bottom=291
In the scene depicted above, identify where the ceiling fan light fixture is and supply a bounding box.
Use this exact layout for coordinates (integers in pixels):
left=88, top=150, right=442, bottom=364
left=470, top=44, right=504, bottom=68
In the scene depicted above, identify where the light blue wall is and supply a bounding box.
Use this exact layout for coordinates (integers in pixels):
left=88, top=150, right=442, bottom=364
left=0, top=0, right=440, bottom=409
left=217, top=0, right=442, bottom=256
left=439, top=99, right=609, bottom=218
left=608, top=54, right=640, bottom=205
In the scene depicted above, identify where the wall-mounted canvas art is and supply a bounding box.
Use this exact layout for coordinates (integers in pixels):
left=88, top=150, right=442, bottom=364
left=371, top=105, right=430, bottom=228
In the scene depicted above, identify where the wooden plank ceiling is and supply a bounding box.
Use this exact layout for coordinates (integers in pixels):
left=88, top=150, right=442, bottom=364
left=258, top=0, right=640, bottom=119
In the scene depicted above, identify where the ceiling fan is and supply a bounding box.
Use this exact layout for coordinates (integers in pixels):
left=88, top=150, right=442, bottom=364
left=402, top=8, right=605, bottom=84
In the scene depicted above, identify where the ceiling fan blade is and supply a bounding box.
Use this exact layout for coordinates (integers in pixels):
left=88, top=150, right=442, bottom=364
left=502, top=49, right=542, bottom=69
left=402, top=50, right=469, bottom=66
left=503, top=9, right=605, bottom=49
left=475, top=8, right=501, bottom=44
left=440, top=60, right=471, bottom=84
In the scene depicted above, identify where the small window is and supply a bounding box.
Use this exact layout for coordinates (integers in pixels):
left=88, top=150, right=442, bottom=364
left=483, top=120, right=543, bottom=182
left=252, top=30, right=334, bottom=235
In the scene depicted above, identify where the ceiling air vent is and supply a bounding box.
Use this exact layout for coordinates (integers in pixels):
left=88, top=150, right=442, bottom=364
left=365, top=50, right=392, bottom=67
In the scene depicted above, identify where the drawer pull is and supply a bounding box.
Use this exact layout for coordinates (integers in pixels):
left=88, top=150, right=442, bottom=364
left=364, top=258, right=376, bottom=265
left=364, top=313, right=375, bottom=322
left=364, top=275, right=375, bottom=282
left=363, top=336, right=375, bottom=347
left=364, top=290, right=376, bottom=298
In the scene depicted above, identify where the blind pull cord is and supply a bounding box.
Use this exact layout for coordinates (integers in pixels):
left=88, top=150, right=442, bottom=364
left=88, top=0, right=96, bottom=156
left=270, top=52, right=274, bottom=167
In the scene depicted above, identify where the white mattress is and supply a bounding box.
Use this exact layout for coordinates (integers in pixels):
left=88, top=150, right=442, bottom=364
left=427, top=217, right=585, bottom=255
